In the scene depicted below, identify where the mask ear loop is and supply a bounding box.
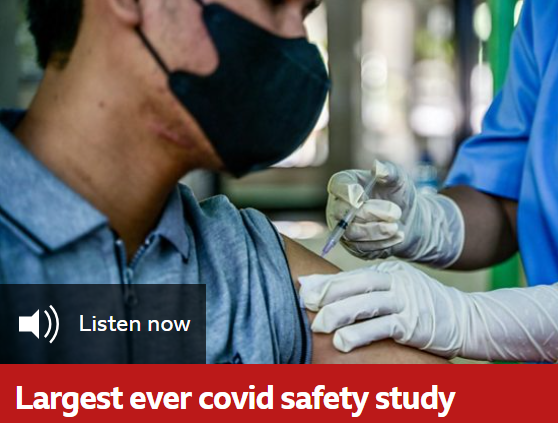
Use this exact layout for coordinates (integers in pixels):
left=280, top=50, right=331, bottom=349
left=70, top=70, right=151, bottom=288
left=135, top=0, right=204, bottom=75
left=134, top=0, right=171, bottom=76
left=135, top=27, right=171, bottom=76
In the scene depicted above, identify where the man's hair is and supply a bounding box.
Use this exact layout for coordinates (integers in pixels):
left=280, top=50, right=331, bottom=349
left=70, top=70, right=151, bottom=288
left=26, top=0, right=84, bottom=69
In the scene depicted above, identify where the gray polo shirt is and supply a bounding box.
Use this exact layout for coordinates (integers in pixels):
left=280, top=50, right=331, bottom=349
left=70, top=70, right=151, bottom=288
left=0, top=110, right=311, bottom=364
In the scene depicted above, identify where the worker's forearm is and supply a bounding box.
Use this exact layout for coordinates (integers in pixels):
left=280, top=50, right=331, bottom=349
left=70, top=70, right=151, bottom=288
left=442, top=186, right=518, bottom=271
left=461, top=284, right=558, bottom=362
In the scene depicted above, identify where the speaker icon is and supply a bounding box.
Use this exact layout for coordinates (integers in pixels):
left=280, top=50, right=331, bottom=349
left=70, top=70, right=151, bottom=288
left=19, top=306, right=59, bottom=344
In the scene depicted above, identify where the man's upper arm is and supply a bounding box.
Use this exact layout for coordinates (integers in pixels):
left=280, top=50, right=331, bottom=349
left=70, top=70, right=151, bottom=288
left=282, top=237, right=449, bottom=364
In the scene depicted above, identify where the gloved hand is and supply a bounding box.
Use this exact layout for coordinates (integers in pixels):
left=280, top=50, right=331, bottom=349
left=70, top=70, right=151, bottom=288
left=326, top=161, right=465, bottom=268
left=300, top=262, right=558, bottom=362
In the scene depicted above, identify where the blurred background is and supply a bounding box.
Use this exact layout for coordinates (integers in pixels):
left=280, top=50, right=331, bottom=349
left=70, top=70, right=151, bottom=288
left=0, top=0, right=525, bottom=297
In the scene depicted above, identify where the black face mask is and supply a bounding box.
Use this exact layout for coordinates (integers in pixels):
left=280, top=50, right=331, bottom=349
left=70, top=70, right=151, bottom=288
left=136, top=0, right=331, bottom=177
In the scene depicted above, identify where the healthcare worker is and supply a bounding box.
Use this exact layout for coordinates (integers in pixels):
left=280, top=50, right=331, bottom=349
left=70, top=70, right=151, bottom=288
left=300, top=0, right=558, bottom=362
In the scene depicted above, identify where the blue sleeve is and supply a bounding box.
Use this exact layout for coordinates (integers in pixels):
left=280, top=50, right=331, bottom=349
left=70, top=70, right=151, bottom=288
left=239, top=209, right=312, bottom=364
left=445, top=0, right=540, bottom=200
left=189, top=189, right=313, bottom=364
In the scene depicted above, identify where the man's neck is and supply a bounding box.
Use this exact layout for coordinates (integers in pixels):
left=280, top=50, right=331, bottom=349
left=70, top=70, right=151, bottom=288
left=14, top=68, right=191, bottom=259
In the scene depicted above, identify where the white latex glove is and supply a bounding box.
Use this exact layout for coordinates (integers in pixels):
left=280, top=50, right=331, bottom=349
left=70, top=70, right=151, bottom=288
left=300, top=262, right=558, bottom=362
left=326, top=161, right=465, bottom=268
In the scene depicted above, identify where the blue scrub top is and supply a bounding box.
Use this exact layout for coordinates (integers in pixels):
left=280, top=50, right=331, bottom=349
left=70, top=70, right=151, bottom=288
left=446, top=0, right=558, bottom=286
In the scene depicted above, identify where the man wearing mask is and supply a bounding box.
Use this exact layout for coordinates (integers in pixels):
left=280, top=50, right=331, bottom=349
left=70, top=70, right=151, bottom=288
left=303, top=0, right=558, bottom=362
left=0, top=0, right=446, bottom=364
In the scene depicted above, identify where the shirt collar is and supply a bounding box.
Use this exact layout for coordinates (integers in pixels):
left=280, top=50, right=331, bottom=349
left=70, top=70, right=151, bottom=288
left=0, top=110, right=109, bottom=253
left=152, top=187, right=191, bottom=262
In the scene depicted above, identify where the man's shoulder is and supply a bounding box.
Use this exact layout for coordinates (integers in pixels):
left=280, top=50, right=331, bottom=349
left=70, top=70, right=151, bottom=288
left=177, top=184, right=278, bottom=245
left=176, top=186, right=304, bottom=364
left=178, top=184, right=240, bottom=221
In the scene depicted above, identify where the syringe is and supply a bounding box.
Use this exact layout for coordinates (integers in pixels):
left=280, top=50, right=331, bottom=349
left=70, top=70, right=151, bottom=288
left=321, top=173, right=379, bottom=258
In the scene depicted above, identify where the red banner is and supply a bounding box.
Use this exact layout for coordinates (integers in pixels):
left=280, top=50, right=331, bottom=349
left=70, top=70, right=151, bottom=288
left=0, top=365, right=551, bottom=422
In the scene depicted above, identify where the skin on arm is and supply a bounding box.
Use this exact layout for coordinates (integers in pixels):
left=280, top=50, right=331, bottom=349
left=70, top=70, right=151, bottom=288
left=282, top=237, right=449, bottom=364
left=443, top=186, right=518, bottom=271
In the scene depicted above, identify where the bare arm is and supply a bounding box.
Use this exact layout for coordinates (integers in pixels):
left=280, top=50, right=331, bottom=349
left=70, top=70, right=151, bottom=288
left=443, top=186, right=518, bottom=271
left=282, top=237, right=449, bottom=364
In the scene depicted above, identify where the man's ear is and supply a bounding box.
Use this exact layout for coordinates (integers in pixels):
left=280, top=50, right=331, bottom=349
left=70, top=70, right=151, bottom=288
left=107, top=0, right=142, bottom=27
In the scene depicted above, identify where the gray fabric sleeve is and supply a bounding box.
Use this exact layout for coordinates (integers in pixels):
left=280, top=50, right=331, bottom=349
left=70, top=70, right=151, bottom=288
left=240, top=208, right=312, bottom=364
